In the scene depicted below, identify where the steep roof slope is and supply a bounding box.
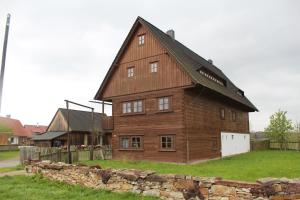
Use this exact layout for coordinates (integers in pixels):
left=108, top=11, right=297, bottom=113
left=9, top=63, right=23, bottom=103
left=95, top=17, right=257, bottom=112
left=0, top=117, right=30, bottom=137
left=24, top=125, right=48, bottom=136
left=56, top=108, right=106, bottom=132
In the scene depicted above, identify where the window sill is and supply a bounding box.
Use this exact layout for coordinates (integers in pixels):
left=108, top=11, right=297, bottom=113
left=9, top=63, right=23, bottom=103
left=155, top=110, right=173, bottom=114
left=118, top=148, right=144, bottom=151
left=159, top=149, right=176, bottom=152
left=121, top=112, right=146, bottom=117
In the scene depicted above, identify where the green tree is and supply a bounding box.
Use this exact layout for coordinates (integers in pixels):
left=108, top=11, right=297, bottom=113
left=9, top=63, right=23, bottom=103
left=265, top=110, right=293, bottom=150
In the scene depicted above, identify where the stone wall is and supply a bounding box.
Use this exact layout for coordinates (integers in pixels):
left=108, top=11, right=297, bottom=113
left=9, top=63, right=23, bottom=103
left=25, top=161, right=300, bottom=200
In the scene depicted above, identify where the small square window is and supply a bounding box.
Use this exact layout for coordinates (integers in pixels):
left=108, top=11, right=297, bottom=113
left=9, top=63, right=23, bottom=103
left=158, top=97, right=169, bottom=111
left=160, top=135, right=174, bottom=150
left=127, top=67, right=134, bottom=77
left=150, top=62, right=158, bottom=73
left=131, top=137, right=141, bottom=149
left=138, top=34, right=145, bottom=45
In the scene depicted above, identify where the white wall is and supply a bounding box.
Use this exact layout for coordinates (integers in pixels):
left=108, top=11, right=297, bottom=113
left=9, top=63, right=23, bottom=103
left=221, top=132, right=250, bottom=157
left=10, top=136, right=19, bottom=145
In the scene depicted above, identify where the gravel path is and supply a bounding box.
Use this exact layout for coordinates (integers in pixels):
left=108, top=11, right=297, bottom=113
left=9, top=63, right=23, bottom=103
left=0, top=156, right=20, bottom=168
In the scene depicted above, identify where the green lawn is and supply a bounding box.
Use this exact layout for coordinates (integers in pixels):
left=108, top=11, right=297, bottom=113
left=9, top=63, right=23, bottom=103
left=0, top=150, right=19, bottom=161
left=82, top=150, right=300, bottom=182
left=0, top=175, right=157, bottom=200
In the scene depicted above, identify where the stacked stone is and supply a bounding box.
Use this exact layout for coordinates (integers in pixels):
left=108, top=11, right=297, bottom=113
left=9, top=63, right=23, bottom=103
left=25, top=161, right=300, bottom=200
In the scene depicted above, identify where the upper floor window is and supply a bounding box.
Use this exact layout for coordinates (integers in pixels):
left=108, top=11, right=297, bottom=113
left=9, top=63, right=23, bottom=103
left=133, top=100, right=143, bottom=113
left=122, top=102, right=131, bottom=114
left=122, top=100, right=144, bottom=114
left=231, top=111, right=237, bottom=122
left=160, top=135, right=175, bottom=150
left=150, top=62, right=158, bottom=73
left=127, top=67, right=134, bottom=77
left=220, top=108, right=225, bottom=120
left=158, top=97, right=170, bottom=111
left=138, top=34, right=145, bottom=45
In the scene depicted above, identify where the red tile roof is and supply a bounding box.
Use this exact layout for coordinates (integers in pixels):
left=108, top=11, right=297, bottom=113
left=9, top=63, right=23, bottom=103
left=24, top=125, right=47, bottom=137
left=0, top=117, right=30, bottom=137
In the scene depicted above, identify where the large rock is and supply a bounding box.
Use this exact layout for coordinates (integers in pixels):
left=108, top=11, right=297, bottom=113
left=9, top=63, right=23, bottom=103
left=142, top=189, right=160, bottom=197
left=211, top=185, right=236, bottom=197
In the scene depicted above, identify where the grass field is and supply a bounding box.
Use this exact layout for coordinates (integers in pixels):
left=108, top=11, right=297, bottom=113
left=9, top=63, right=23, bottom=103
left=0, top=175, right=157, bottom=200
left=0, top=165, right=23, bottom=173
left=0, top=150, right=19, bottom=161
left=82, top=150, right=300, bottom=182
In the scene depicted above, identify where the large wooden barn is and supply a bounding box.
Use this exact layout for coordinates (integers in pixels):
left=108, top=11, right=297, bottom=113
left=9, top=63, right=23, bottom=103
left=94, top=17, right=258, bottom=163
left=32, top=108, right=113, bottom=147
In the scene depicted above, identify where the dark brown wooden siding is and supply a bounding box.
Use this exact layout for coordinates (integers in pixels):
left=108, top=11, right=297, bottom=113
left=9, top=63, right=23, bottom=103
left=102, top=24, right=192, bottom=99
left=184, top=87, right=250, bottom=162
left=111, top=88, right=187, bottom=163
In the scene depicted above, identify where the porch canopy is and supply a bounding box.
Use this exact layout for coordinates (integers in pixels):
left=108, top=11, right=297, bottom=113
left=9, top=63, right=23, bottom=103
left=32, top=132, right=66, bottom=141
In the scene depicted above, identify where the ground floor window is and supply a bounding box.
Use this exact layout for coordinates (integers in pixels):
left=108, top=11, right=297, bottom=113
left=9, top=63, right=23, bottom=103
left=119, top=135, right=143, bottom=149
left=211, top=137, right=218, bottom=151
left=160, top=135, right=175, bottom=150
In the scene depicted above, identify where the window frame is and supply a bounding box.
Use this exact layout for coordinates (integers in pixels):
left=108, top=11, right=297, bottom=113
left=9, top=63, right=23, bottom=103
left=159, top=135, right=175, bottom=151
left=122, top=102, right=132, bottom=114
left=157, top=96, right=171, bottom=112
left=119, top=135, right=143, bottom=150
left=231, top=111, right=237, bottom=122
left=138, top=34, right=145, bottom=45
left=127, top=67, right=134, bottom=77
left=211, top=137, right=218, bottom=151
left=150, top=61, right=158, bottom=73
left=121, top=99, right=145, bottom=115
left=120, top=136, right=130, bottom=149
left=220, top=108, right=225, bottom=120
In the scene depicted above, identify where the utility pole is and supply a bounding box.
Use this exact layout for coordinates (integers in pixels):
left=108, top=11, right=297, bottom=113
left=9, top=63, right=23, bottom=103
left=0, top=14, right=11, bottom=113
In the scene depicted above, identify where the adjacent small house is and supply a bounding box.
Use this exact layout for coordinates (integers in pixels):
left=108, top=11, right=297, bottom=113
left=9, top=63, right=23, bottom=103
left=32, top=108, right=113, bottom=147
left=0, top=116, right=30, bottom=145
left=94, top=17, right=258, bottom=163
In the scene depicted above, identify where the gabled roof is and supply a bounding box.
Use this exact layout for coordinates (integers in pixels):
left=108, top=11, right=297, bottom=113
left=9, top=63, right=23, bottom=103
left=95, top=17, right=258, bottom=112
left=0, top=116, right=30, bottom=137
left=48, top=108, right=107, bottom=132
left=24, top=125, right=47, bottom=136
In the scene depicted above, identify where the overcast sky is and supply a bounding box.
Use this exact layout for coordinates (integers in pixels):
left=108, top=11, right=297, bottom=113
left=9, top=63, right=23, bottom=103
left=0, top=0, right=299, bottom=131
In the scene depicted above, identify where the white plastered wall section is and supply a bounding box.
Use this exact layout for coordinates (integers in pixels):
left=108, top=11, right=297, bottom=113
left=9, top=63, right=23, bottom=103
left=221, top=132, right=250, bottom=157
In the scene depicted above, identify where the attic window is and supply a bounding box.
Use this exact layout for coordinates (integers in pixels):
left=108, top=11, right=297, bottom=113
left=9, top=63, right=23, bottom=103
left=199, top=69, right=225, bottom=86
left=127, top=67, right=134, bottom=77
left=138, top=34, right=145, bottom=45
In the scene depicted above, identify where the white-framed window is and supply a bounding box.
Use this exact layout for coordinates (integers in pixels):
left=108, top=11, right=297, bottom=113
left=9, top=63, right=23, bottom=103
left=127, top=67, right=134, bottom=77
left=138, top=34, right=145, bottom=45
left=122, top=102, right=132, bottom=114
left=150, top=62, right=158, bottom=73
left=158, top=97, right=170, bottom=111
left=133, top=100, right=143, bottom=113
